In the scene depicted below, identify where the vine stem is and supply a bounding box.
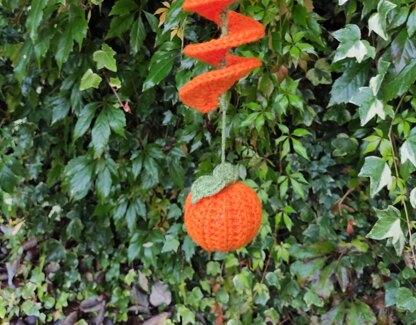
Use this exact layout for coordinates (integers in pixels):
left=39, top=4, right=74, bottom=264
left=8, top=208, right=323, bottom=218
left=389, top=95, right=416, bottom=268
left=219, top=8, right=229, bottom=164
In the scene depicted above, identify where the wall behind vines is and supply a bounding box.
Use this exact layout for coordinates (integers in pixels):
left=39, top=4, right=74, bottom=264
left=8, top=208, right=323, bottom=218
left=1, top=0, right=416, bottom=324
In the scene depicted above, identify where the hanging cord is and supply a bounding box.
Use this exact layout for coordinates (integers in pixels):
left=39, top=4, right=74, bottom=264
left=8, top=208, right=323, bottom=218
left=219, top=8, right=229, bottom=163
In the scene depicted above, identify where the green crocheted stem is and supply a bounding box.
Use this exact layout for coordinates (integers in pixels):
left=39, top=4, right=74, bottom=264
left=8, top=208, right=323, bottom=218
left=191, top=163, right=239, bottom=204
left=220, top=8, right=229, bottom=164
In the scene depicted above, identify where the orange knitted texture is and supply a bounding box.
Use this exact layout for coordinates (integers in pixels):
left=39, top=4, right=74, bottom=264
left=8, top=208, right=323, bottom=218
left=184, top=182, right=262, bottom=252
left=179, top=0, right=265, bottom=113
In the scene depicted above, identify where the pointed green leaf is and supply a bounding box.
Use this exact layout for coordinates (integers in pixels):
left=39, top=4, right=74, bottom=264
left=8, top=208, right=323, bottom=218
left=142, top=51, right=174, bottom=91
left=407, top=9, right=416, bottom=37
left=74, top=103, right=99, bottom=141
left=91, top=109, right=111, bottom=157
left=64, top=156, right=94, bottom=200
left=96, top=167, right=112, bottom=201
left=130, top=17, right=146, bottom=54
left=55, top=8, right=88, bottom=68
left=26, top=0, right=48, bottom=42
left=105, top=106, right=126, bottom=137
left=383, top=59, right=416, bottom=101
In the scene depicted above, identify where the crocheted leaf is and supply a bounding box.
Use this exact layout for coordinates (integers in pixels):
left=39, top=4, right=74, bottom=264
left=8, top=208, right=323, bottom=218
left=212, top=163, right=239, bottom=183
left=191, top=176, right=226, bottom=204
left=191, top=163, right=239, bottom=204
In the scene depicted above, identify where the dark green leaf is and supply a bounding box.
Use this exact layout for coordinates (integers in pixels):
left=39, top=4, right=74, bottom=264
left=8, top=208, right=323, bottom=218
left=64, top=156, right=94, bottom=200
left=73, top=103, right=99, bottom=141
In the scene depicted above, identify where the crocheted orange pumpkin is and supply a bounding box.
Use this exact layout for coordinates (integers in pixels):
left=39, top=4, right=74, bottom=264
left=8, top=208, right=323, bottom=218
left=179, top=0, right=265, bottom=252
left=184, top=181, right=262, bottom=252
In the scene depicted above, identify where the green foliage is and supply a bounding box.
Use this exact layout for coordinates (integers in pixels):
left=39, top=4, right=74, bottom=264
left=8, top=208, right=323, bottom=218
left=1, top=0, right=416, bottom=324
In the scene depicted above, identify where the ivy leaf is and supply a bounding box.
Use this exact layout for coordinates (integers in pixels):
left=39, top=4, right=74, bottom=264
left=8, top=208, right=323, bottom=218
left=333, top=24, right=375, bottom=63
left=410, top=188, right=416, bottom=209
left=400, top=129, right=416, bottom=167
left=306, top=58, right=332, bottom=86
left=358, top=156, right=392, bottom=197
left=162, top=234, right=180, bottom=253
left=80, top=69, right=102, bottom=91
left=182, top=236, right=196, bottom=262
left=329, top=62, right=369, bottom=106
left=367, top=206, right=405, bottom=256
left=0, top=164, right=19, bottom=193
left=150, top=282, right=172, bottom=307
left=93, top=44, right=117, bottom=72
left=21, top=301, right=41, bottom=317
left=368, top=0, right=396, bottom=41
left=346, top=300, right=376, bottom=325
left=177, top=305, right=195, bottom=325
left=64, top=156, right=94, bottom=201
left=396, top=287, right=416, bottom=312
left=67, top=218, right=83, bottom=241
left=350, top=87, right=385, bottom=126
left=73, top=103, right=99, bottom=141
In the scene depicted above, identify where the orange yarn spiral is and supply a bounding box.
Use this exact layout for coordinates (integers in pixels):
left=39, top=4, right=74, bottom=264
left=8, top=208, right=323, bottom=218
left=179, top=0, right=265, bottom=113
left=184, top=182, right=262, bottom=252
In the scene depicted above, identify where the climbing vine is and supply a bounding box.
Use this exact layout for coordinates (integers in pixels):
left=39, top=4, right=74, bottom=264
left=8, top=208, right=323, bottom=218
left=1, top=0, right=416, bottom=324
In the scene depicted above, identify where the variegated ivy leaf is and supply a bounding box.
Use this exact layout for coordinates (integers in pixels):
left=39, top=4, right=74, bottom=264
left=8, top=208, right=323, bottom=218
left=410, top=188, right=416, bottom=209
left=191, top=163, right=239, bottom=204
left=333, top=24, right=375, bottom=63
left=350, top=60, right=391, bottom=126
left=351, top=87, right=385, bottom=126
left=359, top=156, right=392, bottom=197
left=338, top=0, right=349, bottom=5
left=368, top=0, right=396, bottom=41
left=369, top=60, right=390, bottom=95
left=367, top=206, right=405, bottom=256
left=400, top=129, right=416, bottom=167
